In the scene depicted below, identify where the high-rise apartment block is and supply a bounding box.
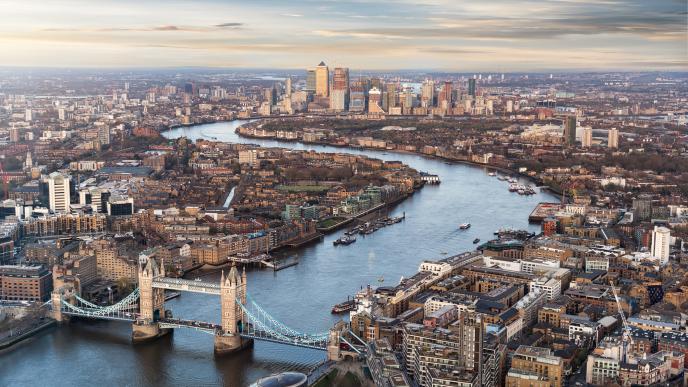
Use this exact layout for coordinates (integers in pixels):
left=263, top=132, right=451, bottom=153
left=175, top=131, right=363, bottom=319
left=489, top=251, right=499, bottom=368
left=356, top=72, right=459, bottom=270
left=48, top=172, right=71, bottom=213
left=608, top=127, right=619, bottom=148
left=564, top=116, right=576, bottom=145
left=651, top=226, right=671, bottom=265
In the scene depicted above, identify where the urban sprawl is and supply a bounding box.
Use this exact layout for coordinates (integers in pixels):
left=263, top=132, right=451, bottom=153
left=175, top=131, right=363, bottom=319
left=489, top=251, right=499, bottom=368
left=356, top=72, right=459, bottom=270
left=1, top=64, right=688, bottom=387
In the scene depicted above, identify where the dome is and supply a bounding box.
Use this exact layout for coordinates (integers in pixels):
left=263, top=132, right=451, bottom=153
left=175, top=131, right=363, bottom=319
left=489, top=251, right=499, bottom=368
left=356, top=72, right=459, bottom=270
left=250, top=372, right=308, bottom=387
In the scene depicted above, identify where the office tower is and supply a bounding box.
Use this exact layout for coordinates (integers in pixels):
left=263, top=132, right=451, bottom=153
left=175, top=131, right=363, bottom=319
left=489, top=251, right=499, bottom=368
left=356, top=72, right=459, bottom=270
left=506, top=100, right=514, bottom=113
left=421, top=80, right=434, bottom=108
left=563, top=116, right=576, bottom=145
left=285, top=77, right=292, bottom=97
left=305, top=69, right=316, bottom=92
left=25, top=108, right=32, bottom=121
left=330, top=68, right=349, bottom=111
left=184, top=82, right=195, bottom=95
left=608, top=127, right=619, bottom=149
left=9, top=128, right=20, bottom=143
left=438, top=81, right=452, bottom=109
left=349, top=82, right=366, bottom=112
left=384, top=83, right=397, bottom=112
left=468, top=78, right=476, bottom=97
left=25, top=152, right=32, bottom=169
left=632, top=196, right=653, bottom=221
left=58, top=108, right=66, bottom=120
left=368, top=87, right=383, bottom=113
left=582, top=127, right=593, bottom=147
left=48, top=172, right=71, bottom=213
left=315, top=61, right=329, bottom=97
left=651, top=226, right=671, bottom=265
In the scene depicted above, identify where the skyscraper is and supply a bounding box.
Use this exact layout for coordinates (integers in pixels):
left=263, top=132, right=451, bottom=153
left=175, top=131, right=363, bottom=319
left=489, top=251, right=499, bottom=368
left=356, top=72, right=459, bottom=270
left=384, top=83, right=397, bottom=112
left=285, top=77, right=292, bottom=98
left=315, top=61, right=329, bottom=97
left=421, top=80, right=434, bottom=108
left=468, top=78, right=476, bottom=97
left=48, top=172, right=71, bottom=213
left=305, top=69, right=316, bottom=92
left=608, top=127, right=619, bottom=149
left=651, top=226, right=671, bottom=265
left=368, top=87, right=383, bottom=113
left=349, top=81, right=366, bottom=113
left=438, top=81, right=452, bottom=110
left=330, top=67, right=349, bottom=111
left=582, top=127, right=593, bottom=147
left=564, top=116, right=576, bottom=145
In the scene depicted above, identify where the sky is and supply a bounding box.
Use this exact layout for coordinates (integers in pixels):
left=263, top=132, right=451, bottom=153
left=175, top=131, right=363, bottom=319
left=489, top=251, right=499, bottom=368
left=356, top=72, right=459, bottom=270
left=0, top=0, right=686, bottom=71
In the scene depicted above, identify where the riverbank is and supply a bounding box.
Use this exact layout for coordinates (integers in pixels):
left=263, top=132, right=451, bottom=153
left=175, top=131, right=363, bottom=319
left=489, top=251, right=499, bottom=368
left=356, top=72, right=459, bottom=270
left=0, top=318, right=56, bottom=351
left=234, top=123, right=561, bottom=196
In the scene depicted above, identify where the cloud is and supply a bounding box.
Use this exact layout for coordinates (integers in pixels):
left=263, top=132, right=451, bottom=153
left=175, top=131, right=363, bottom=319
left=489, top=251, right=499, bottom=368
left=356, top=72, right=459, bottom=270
left=152, top=25, right=180, bottom=31
left=214, top=22, right=243, bottom=28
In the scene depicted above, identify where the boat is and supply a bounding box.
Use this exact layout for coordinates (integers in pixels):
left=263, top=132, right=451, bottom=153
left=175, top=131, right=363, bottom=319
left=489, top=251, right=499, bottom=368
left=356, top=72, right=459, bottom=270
left=498, top=175, right=508, bottom=181
left=473, top=238, right=481, bottom=244
left=488, top=172, right=496, bottom=177
left=459, top=223, right=471, bottom=230
left=333, top=235, right=357, bottom=246
left=331, top=299, right=356, bottom=314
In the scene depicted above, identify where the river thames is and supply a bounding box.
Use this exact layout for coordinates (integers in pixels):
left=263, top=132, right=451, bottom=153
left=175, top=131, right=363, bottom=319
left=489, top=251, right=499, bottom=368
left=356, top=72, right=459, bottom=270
left=0, top=120, right=558, bottom=386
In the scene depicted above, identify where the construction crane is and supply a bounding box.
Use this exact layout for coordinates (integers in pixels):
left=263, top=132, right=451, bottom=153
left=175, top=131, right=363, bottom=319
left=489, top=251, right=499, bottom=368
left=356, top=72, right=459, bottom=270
left=609, top=279, right=633, bottom=363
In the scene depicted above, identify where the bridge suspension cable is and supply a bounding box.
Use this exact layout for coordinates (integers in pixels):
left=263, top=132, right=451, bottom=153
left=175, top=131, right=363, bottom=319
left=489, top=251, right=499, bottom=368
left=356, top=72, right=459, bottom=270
left=244, top=294, right=330, bottom=339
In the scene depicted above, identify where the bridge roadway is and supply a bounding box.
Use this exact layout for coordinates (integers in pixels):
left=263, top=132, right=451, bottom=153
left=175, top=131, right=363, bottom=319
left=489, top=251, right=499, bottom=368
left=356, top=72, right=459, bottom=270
left=158, top=318, right=330, bottom=351
left=151, top=277, right=221, bottom=295
left=158, top=318, right=220, bottom=334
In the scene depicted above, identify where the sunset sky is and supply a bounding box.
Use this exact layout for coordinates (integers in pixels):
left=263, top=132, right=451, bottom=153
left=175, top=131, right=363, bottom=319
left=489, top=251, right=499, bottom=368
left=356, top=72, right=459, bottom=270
left=1, top=0, right=686, bottom=71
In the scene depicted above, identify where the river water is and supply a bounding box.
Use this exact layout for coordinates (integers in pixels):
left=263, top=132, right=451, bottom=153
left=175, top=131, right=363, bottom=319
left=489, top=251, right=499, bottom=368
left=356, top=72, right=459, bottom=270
left=0, top=120, right=557, bottom=386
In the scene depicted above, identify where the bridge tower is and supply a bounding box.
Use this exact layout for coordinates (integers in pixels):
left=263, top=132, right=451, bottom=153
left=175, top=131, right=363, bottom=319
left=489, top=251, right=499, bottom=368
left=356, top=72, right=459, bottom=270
left=132, top=256, right=168, bottom=342
left=50, top=286, right=74, bottom=323
left=215, top=264, right=253, bottom=355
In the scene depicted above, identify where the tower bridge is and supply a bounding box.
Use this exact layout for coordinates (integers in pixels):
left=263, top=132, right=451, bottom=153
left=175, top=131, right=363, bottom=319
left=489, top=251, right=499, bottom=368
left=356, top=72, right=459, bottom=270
left=51, top=257, right=360, bottom=359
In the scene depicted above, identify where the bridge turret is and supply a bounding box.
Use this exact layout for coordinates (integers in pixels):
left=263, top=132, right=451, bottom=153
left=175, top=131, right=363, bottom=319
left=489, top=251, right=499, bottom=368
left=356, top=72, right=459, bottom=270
left=215, top=264, right=253, bottom=355
left=132, top=256, right=167, bottom=342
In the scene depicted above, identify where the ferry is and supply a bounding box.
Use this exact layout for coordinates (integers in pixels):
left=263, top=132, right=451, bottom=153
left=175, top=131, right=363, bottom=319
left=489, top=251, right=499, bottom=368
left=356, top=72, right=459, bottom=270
left=459, top=223, right=471, bottom=230
left=331, top=299, right=356, bottom=314
left=473, top=238, right=481, bottom=244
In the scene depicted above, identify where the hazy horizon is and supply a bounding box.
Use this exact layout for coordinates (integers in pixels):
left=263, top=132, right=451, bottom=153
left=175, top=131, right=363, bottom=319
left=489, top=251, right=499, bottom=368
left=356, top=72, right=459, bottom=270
left=1, top=0, right=686, bottom=71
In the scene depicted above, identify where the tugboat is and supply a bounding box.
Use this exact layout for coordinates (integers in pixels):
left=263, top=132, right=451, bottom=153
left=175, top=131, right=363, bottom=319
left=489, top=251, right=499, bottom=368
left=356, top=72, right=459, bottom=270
left=459, top=223, right=471, bottom=230
left=473, top=238, right=481, bottom=244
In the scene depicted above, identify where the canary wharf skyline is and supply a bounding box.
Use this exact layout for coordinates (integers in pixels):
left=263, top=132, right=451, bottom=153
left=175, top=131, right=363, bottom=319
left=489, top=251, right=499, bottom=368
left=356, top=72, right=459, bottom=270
left=0, top=0, right=686, bottom=71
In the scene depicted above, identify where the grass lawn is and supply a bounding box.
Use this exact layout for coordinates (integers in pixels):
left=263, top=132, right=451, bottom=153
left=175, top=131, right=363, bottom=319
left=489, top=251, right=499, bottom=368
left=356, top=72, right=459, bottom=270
left=318, top=217, right=347, bottom=228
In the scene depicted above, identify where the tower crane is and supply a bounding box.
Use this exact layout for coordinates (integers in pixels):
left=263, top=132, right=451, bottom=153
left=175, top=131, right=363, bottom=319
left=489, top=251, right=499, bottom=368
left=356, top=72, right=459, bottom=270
left=609, top=279, right=633, bottom=363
